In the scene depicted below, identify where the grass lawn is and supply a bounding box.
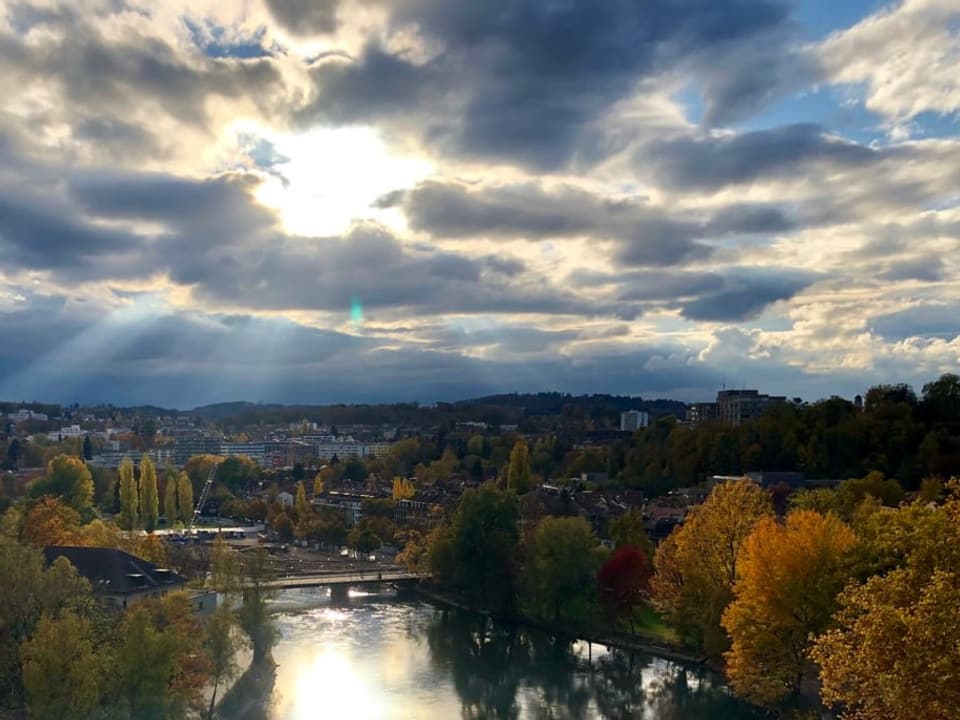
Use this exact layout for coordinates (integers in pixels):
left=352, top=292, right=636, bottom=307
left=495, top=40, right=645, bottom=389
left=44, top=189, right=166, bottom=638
left=630, top=604, right=681, bottom=645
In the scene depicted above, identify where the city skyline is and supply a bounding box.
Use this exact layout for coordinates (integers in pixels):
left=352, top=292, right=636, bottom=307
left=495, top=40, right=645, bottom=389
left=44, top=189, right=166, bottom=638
left=0, top=0, right=958, bottom=406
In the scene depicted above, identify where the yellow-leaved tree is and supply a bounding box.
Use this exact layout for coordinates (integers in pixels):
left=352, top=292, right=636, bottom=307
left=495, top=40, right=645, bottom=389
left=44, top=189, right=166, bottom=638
left=721, top=510, right=857, bottom=706
left=810, top=482, right=960, bottom=720
left=651, top=478, right=773, bottom=656
left=392, top=477, right=415, bottom=500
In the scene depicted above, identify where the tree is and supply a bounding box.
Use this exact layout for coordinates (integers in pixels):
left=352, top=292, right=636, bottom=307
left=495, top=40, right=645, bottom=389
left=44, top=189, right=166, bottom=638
left=294, top=480, right=309, bottom=520
left=448, top=486, right=520, bottom=613
left=312, top=472, right=324, bottom=496
left=237, top=548, right=278, bottom=663
left=118, top=458, right=139, bottom=530
left=609, top=508, right=654, bottom=556
left=348, top=524, right=382, bottom=555
left=22, top=496, right=81, bottom=546
left=81, top=435, right=93, bottom=461
left=812, top=568, right=960, bottom=720
left=392, top=476, right=415, bottom=500
left=507, top=439, right=533, bottom=493
left=651, top=478, right=773, bottom=656
left=177, top=471, right=194, bottom=525
left=721, top=511, right=857, bottom=706
left=204, top=606, right=244, bottom=720
left=525, top=516, right=607, bottom=624
left=811, top=486, right=960, bottom=719
left=164, top=474, right=178, bottom=526
left=30, top=454, right=94, bottom=513
left=597, top=545, right=653, bottom=634
left=113, top=605, right=178, bottom=720
left=22, top=611, right=101, bottom=720
left=920, top=372, right=960, bottom=422
left=210, top=536, right=240, bottom=594
left=139, top=455, right=159, bottom=532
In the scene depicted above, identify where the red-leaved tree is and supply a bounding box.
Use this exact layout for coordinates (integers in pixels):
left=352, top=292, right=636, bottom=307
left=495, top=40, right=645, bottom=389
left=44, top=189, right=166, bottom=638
left=597, top=545, right=653, bottom=634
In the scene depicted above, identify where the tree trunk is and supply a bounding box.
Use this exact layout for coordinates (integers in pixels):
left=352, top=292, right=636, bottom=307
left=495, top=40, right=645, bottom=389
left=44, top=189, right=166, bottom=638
left=207, top=675, right=221, bottom=720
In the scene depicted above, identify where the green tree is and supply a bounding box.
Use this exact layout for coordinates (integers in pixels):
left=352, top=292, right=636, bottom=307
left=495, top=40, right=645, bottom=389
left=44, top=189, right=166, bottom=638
left=448, top=486, right=520, bottom=613
left=113, top=605, right=176, bottom=720
left=176, top=471, right=194, bottom=526
left=507, top=440, right=533, bottom=493
left=210, top=536, right=240, bottom=594
left=118, top=458, right=139, bottom=530
left=609, top=508, right=654, bottom=556
left=139, top=456, right=159, bottom=532
left=348, top=525, right=382, bottom=555
left=163, top=474, right=178, bottom=527
left=525, top=516, right=607, bottom=624
left=22, top=611, right=101, bottom=720
left=30, top=455, right=94, bottom=513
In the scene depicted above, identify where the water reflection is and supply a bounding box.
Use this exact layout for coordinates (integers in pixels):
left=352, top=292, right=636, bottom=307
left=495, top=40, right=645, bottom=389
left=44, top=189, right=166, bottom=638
left=253, top=593, right=761, bottom=720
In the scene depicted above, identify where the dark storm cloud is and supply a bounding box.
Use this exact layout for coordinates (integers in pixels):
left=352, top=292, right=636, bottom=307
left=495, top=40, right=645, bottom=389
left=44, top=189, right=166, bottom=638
left=0, top=7, right=284, bottom=129
left=869, top=305, right=960, bottom=341
left=401, top=180, right=793, bottom=267
left=264, top=0, right=339, bottom=36
left=68, top=171, right=273, bottom=237
left=645, top=123, right=880, bottom=191
left=0, top=190, right=144, bottom=275
left=302, top=0, right=796, bottom=169
left=678, top=270, right=818, bottom=321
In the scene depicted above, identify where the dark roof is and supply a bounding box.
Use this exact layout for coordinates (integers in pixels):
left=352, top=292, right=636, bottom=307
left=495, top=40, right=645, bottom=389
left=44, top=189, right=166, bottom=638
left=43, top=546, right=186, bottom=595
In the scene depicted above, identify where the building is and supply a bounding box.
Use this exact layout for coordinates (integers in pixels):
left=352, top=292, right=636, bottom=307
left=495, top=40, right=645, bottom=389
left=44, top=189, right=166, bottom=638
left=7, top=410, right=48, bottom=423
left=219, top=441, right=266, bottom=465
left=48, top=425, right=83, bottom=441
left=686, top=402, right=718, bottom=425
left=620, top=410, right=649, bottom=431
left=43, top=546, right=187, bottom=610
left=277, top=491, right=294, bottom=508
left=716, top=390, right=786, bottom=426
left=173, top=431, right=222, bottom=466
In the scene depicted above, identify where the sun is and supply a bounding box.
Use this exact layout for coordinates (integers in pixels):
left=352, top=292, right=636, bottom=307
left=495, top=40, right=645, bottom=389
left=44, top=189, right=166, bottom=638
left=242, top=125, right=432, bottom=237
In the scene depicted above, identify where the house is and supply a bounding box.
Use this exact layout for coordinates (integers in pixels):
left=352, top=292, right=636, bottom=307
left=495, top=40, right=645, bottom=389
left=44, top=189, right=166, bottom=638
left=43, top=546, right=188, bottom=610
left=277, top=491, right=295, bottom=508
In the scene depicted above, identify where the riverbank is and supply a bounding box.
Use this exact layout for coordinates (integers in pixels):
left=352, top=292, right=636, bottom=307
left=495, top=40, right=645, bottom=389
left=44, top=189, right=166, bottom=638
left=414, top=586, right=709, bottom=668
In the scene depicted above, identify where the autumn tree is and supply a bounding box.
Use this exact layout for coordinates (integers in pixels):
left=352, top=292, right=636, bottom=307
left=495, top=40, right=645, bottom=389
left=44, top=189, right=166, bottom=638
left=392, top=476, right=415, bottom=500
left=30, top=454, right=94, bottom=513
left=525, top=516, right=607, bottom=624
left=237, top=548, right=278, bottom=663
left=22, top=496, right=81, bottom=546
left=22, top=611, right=102, bottom=720
left=722, top=511, right=857, bottom=706
left=507, top=439, right=533, bottom=494
left=312, top=472, right=324, bottom=496
left=177, top=471, right=194, bottom=525
left=118, top=458, right=139, bottom=530
left=811, top=485, right=960, bottom=719
left=597, top=545, right=653, bottom=634
left=294, top=480, right=309, bottom=520
left=139, top=455, right=159, bottom=532
left=204, top=606, right=244, bottom=720
left=651, top=478, right=773, bottom=656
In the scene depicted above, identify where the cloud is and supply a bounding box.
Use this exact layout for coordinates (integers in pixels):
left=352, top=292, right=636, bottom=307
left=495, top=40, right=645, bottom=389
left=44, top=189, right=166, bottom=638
left=678, top=270, right=819, bottom=321
left=819, top=0, right=960, bottom=123
left=869, top=304, right=960, bottom=341
left=263, top=0, right=339, bottom=35
left=301, top=0, right=798, bottom=169
left=643, top=123, right=879, bottom=191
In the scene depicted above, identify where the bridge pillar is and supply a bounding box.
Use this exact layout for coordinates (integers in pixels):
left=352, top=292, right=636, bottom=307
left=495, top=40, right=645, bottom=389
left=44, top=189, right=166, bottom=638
left=330, top=585, right=349, bottom=603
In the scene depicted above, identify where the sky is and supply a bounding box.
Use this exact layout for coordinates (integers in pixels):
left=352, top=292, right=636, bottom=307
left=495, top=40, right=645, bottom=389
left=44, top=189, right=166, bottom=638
left=0, top=0, right=958, bottom=408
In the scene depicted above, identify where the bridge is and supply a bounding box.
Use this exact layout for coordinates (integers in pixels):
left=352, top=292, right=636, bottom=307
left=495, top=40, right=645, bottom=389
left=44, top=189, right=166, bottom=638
left=263, top=569, right=424, bottom=591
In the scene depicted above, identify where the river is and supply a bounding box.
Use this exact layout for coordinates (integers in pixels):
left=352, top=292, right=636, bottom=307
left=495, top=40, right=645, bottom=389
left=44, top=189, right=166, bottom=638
left=223, top=589, right=763, bottom=720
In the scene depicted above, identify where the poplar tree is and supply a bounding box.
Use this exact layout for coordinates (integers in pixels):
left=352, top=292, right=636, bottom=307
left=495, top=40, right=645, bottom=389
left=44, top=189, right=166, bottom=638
left=163, top=475, right=178, bottom=527
left=177, top=472, right=194, bottom=526
left=506, top=440, right=532, bottom=494
left=139, top=456, right=159, bottom=532
left=118, top=458, right=139, bottom=530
